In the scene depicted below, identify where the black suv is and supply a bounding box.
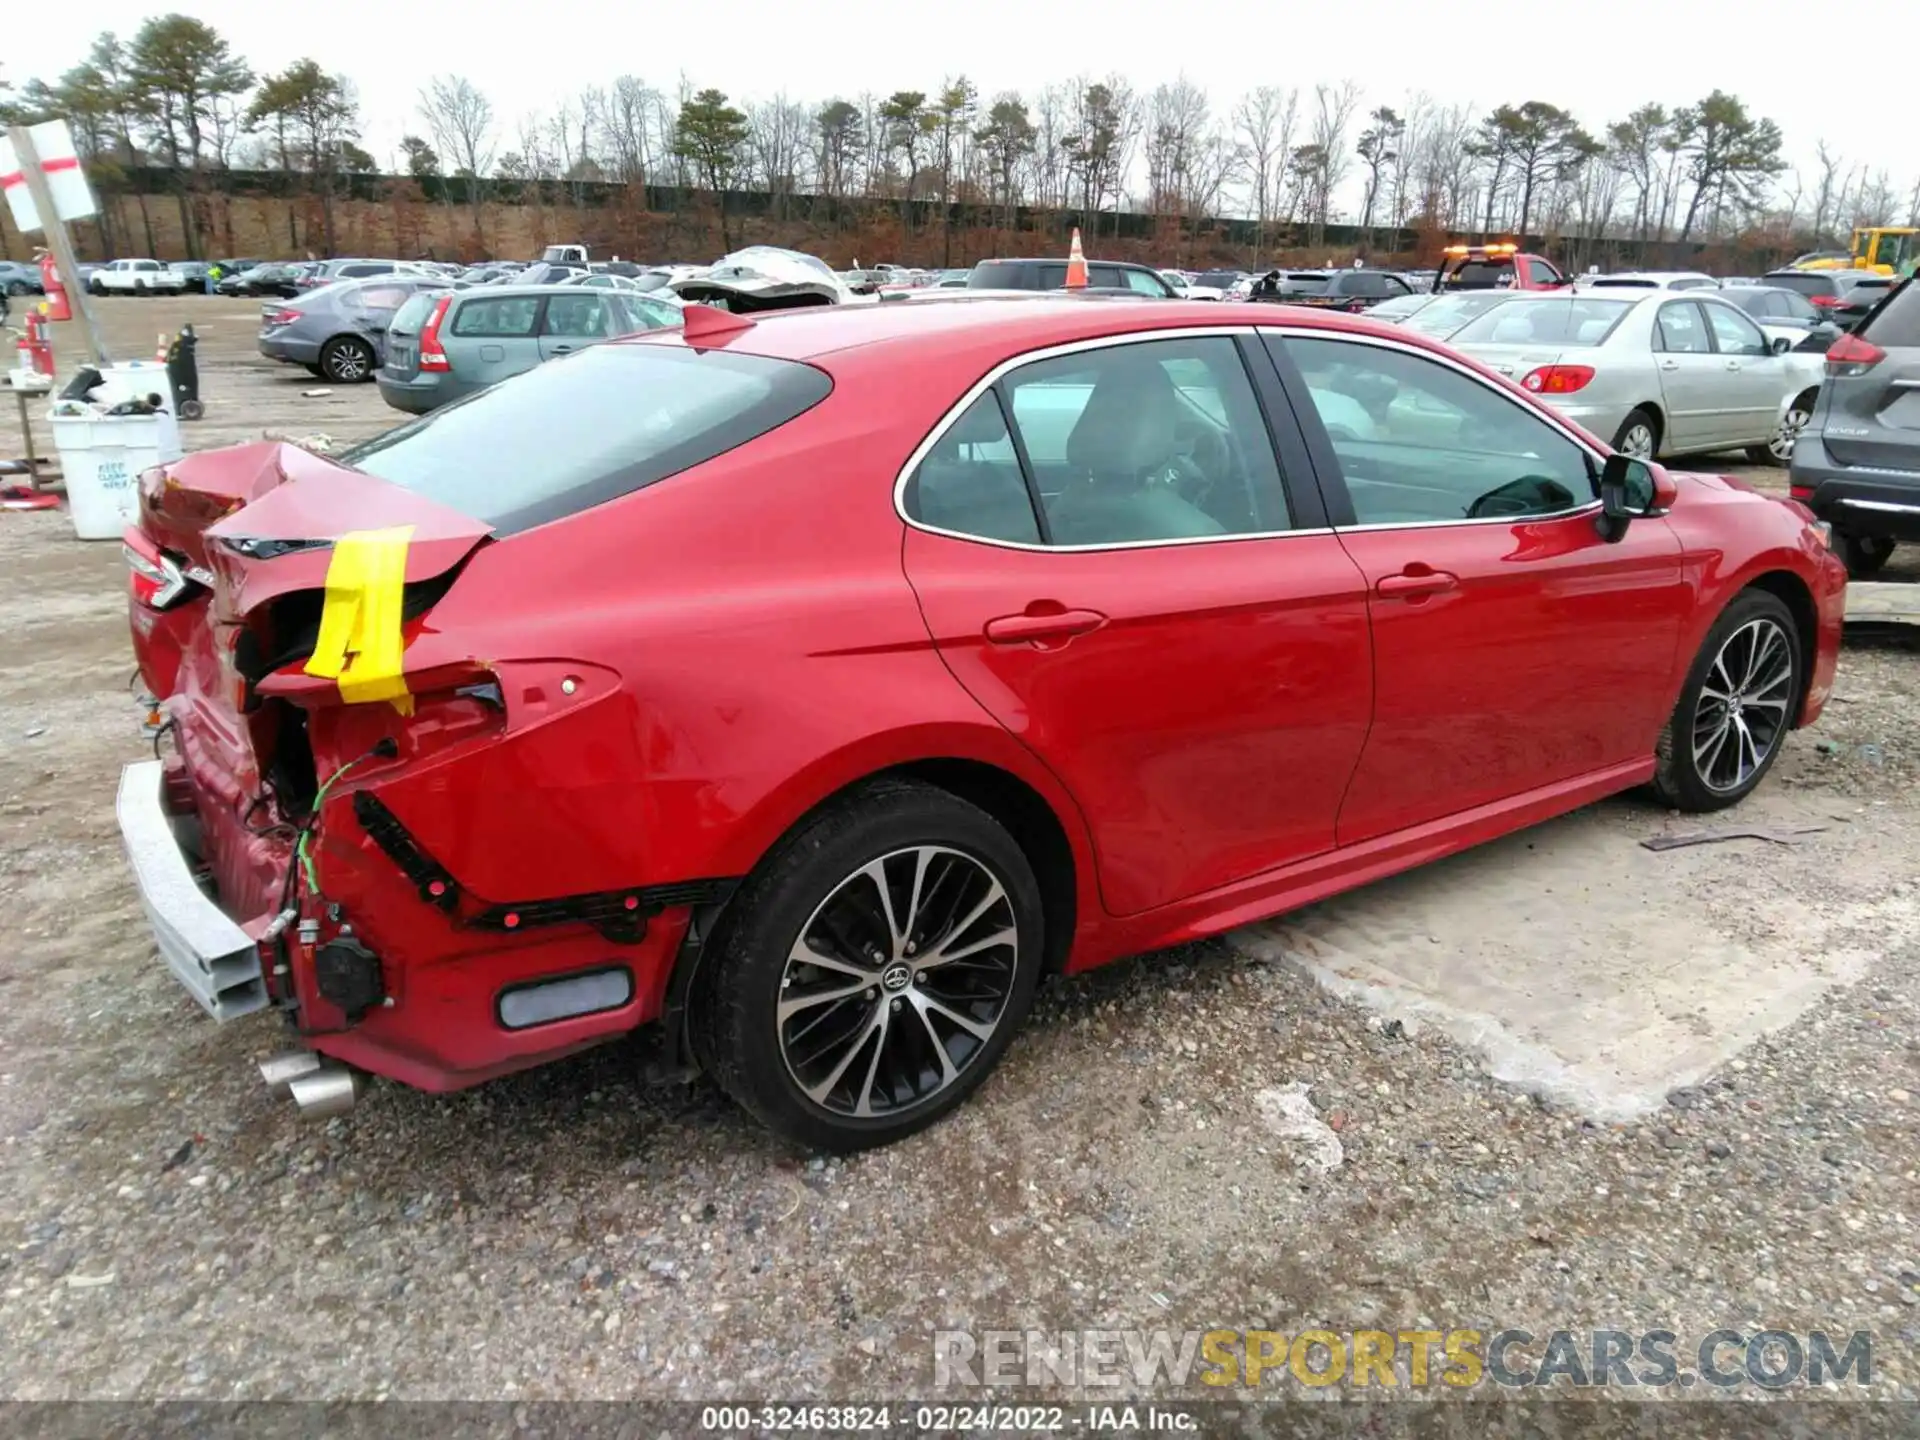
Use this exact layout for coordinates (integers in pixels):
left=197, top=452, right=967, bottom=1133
left=967, top=258, right=1178, bottom=298
left=1790, top=276, right=1919, bottom=577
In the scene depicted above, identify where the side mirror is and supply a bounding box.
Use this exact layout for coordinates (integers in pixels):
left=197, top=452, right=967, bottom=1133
left=1771, top=335, right=1792, bottom=355
left=1596, top=454, right=1675, bottom=542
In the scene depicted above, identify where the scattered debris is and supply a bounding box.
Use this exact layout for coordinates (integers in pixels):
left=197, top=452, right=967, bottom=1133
left=63, top=1272, right=116, bottom=1289
left=1253, top=1082, right=1345, bottom=1173
left=300, top=388, right=334, bottom=399
left=1641, top=825, right=1828, bottom=852
left=159, top=1139, right=195, bottom=1173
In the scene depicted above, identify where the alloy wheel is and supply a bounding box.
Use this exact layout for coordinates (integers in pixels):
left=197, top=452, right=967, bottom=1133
left=1691, top=617, right=1794, bottom=794
left=1769, top=406, right=1811, bottom=463
left=777, top=845, right=1019, bottom=1119
left=1618, top=422, right=1656, bottom=459
left=327, top=344, right=371, bottom=382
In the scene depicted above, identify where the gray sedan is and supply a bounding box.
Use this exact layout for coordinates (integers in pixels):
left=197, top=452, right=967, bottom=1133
left=1446, top=290, right=1828, bottom=465
left=377, top=284, right=683, bottom=415
left=256, top=275, right=452, bottom=382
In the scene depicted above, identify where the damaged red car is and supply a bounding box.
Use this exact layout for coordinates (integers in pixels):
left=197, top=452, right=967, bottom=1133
left=119, top=296, right=1847, bottom=1151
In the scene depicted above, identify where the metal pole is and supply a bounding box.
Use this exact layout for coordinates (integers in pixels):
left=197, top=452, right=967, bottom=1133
left=7, top=124, right=110, bottom=367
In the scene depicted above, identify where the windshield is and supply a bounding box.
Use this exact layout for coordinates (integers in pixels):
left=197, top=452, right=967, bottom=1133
left=1439, top=259, right=1517, bottom=291
left=1589, top=277, right=1658, bottom=289
left=1450, top=298, right=1635, bottom=347
left=338, top=344, right=833, bottom=535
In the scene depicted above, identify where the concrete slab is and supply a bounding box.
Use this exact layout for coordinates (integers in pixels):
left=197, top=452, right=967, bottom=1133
left=1846, top=581, right=1920, bottom=626
left=1227, top=791, right=1916, bottom=1123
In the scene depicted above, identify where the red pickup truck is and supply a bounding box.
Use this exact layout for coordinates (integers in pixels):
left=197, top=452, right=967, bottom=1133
left=1435, top=242, right=1570, bottom=292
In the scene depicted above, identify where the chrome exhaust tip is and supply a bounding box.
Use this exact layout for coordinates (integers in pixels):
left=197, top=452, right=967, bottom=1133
left=258, top=1050, right=324, bottom=1096
left=287, top=1064, right=362, bottom=1118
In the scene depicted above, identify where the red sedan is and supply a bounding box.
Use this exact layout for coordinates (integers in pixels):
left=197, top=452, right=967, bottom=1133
left=118, top=296, right=1846, bottom=1150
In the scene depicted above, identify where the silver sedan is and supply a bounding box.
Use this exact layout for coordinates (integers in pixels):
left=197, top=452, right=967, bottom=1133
left=1446, top=290, right=1828, bottom=465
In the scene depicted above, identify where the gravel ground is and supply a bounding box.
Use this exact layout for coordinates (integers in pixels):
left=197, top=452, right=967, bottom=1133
left=2, top=299, right=1917, bottom=1407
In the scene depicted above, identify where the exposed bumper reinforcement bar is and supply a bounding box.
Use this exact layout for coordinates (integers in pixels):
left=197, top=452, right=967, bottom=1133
left=116, top=759, right=270, bottom=1022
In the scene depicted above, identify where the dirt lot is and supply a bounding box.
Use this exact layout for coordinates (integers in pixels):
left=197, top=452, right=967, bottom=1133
left=2, top=298, right=1918, bottom=1406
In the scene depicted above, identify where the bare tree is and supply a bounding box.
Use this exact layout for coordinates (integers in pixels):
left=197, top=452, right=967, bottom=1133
left=1233, top=85, right=1297, bottom=247
left=418, top=75, right=497, bottom=244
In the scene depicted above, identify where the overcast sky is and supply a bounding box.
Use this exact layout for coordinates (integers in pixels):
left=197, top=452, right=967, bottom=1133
left=17, top=0, right=1916, bottom=205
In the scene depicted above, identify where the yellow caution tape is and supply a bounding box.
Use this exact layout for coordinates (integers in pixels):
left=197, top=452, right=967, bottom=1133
left=303, top=526, right=416, bottom=716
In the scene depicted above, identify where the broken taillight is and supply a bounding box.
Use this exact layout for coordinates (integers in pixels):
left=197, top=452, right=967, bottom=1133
left=123, top=527, right=210, bottom=611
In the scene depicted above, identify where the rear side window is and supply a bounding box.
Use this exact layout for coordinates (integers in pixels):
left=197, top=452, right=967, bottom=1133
left=338, top=346, right=832, bottom=535
left=903, top=393, right=1041, bottom=545
left=1860, top=279, right=1920, bottom=347
left=907, top=337, right=1292, bottom=547
left=452, top=296, right=540, bottom=337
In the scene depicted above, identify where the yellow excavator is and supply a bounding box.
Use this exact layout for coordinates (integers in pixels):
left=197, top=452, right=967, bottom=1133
left=1789, top=227, right=1918, bottom=277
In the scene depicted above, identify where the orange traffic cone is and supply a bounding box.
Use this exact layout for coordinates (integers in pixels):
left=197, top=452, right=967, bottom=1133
left=1064, top=228, right=1088, bottom=289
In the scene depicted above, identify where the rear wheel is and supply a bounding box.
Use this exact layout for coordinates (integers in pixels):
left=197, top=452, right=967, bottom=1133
left=1611, top=407, right=1661, bottom=460
left=1835, top=534, right=1895, bottom=580
left=318, top=336, right=376, bottom=383
left=691, top=779, right=1044, bottom=1152
left=1651, top=590, right=1801, bottom=813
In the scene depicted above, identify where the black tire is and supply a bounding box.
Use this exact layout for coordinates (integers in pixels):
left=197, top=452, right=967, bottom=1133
left=691, top=778, right=1045, bottom=1152
left=318, top=335, right=376, bottom=383
left=3, top=280, right=27, bottom=297
left=1834, top=534, right=1895, bottom=580
left=1652, top=589, right=1802, bottom=813
left=1610, top=407, right=1662, bottom=460
left=89, top=280, right=107, bottom=297
left=303, top=365, right=327, bottom=379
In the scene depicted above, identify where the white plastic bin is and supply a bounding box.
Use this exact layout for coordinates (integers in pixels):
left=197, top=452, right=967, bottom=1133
left=49, top=408, right=172, bottom=540
left=91, top=360, right=175, bottom=414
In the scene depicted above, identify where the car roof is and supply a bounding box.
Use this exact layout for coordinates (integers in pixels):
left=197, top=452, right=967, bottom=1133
left=616, top=294, right=1464, bottom=369
left=975, top=256, right=1159, bottom=271
left=451, top=283, right=610, bottom=299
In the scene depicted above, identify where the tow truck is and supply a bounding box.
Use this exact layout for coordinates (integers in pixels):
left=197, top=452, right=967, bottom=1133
left=1434, top=242, right=1570, bottom=292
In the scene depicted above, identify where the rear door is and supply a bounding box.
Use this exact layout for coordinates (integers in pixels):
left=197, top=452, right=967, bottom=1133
left=1650, top=299, right=1727, bottom=449
left=1818, top=278, right=1920, bottom=477
left=537, top=292, right=614, bottom=360
left=1270, top=329, right=1689, bottom=843
left=901, top=330, right=1374, bottom=917
left=344, top=282, right=414, bottom=361
left=444, top=292, right=545, bottom=387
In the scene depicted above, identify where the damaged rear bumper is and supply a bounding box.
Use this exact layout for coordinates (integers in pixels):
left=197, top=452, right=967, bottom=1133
left=115, top=758, right=270, bottom=1022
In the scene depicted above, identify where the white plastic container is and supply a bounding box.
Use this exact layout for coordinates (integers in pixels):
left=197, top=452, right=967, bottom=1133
left=90, top=360, right=175, bottom=414
left=49, top=408, right=172, bottom=540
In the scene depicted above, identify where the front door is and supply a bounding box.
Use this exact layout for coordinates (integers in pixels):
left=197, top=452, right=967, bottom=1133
left=902, top=332, right=1374, bottom=917
left=1273, top=331, right=1691, bottom=845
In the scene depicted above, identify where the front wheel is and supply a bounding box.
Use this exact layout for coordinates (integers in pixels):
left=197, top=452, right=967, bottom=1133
left=1749, top=391, right=1816, bottom=466
left=1651, top=590, right=1801, bottom=812
left=691, top=779, right=1044, bottom=1152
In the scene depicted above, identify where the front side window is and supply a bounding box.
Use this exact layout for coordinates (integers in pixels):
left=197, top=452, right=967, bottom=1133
left=1655, top=302, right=1710, bottom=354
left=905, top=337, right=1292, bottom=547
left=1526, top=259, right=1561, bottom=286
left=1283, top=336, right=1596, bottom=526
left=1702, top=302, right=1768, bottom=357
